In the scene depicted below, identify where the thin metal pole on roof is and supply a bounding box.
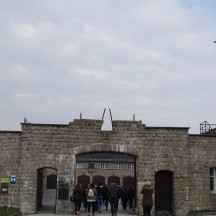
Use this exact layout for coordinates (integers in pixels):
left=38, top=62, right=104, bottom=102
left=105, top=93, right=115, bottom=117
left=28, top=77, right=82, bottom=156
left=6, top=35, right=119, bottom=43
left=102, top=108, right=106, bottom=120
left=109, top=108, right=113, bottom=130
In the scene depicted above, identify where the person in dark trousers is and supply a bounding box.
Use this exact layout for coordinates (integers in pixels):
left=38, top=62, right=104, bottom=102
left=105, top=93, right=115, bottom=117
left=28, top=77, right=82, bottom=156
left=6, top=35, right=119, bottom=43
left=120, top=186, right=129, bottom=210
left=73, top=183, right=83, bottom=216
left=82, top=184, right=88, bottom=212
left=96, top=183, right=104, bottom=213
left=103, top=184, right=109, bottom=210
left=86, top=183, right=97, bottom=216
left=128, top=185, right=135, bottom=210
left=108, top=182, right=120, bottom=216
left=141, top=180, right=153, bottom=216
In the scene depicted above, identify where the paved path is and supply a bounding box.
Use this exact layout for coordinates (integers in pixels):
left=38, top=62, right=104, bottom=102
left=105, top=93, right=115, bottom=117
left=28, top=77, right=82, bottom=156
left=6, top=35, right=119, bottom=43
left=27, top=189, right=138, bottom=216
left=27, top=206, right=137, bottom=216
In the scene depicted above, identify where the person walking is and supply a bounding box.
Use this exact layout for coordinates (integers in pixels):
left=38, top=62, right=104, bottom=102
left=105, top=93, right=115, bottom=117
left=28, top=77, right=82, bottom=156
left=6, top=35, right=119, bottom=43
left=128, top=185, right=135, bottom=210
left=107, top=182, right=120, bottom=216
left=86, top=183, right=97, bottom=216
left=120, top=186, right=129, bottom=210
left=96, top=183, right=104, bottom=213
left=141, top=180, right=153, bottom=216
left=72, top=183, right=83, bottom=216
left=103, top=185, right=109, bottom=210
left=82, top=184, right=88, bottom=212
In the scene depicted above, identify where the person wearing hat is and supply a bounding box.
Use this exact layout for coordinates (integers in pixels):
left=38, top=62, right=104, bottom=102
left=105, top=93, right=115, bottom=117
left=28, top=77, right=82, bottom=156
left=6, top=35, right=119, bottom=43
left=141, top=180, right=153, bottom=216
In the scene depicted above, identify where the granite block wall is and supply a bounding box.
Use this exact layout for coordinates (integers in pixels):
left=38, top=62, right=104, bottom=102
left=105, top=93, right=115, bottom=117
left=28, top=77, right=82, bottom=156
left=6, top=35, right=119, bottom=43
left=0, top=118, right=216, bottom=216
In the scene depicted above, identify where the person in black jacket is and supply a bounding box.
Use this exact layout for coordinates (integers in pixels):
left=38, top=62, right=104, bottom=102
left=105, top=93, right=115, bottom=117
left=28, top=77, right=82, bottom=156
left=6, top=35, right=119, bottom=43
left=103, top=184, right=109, bottom=210
left=82, top=184, right=88, bottom=212
left=73, top=183, right=83, bottom=216
left=128, top=185, right=135, bottom=210
left=108, top=182, right=120, bottom=216
left=120, top=186, right=129, bottom=210
left=96, top=183, right=104, bottom=213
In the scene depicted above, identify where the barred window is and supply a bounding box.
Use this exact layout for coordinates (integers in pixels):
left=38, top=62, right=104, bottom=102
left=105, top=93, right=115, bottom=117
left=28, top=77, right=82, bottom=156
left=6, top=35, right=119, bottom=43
left=127, top=164, right=134, bottom=169
left=88, top=163, right=94, bottom=169
left=114, top=163, right=123, bottom=169
left=100, top=163, right=109, bottom=169
left=210, top=167, right=216, bottom=191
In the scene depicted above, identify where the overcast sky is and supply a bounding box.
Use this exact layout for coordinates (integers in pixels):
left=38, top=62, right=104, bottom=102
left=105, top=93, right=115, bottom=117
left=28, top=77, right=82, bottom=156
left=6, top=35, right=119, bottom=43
left=1, top=0, right=216, bottom=134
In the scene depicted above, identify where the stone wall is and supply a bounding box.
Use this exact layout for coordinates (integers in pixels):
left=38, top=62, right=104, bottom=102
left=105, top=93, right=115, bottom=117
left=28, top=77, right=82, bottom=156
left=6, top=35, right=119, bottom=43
left=0, top=118, right=216, bottom=215
left=19, top=123, right=74, bottom=214
left=142, top=127, right=190, bottom=216
left=0, top=131, right=21, bottom=208
left=188, top=135, right=216, bottom=211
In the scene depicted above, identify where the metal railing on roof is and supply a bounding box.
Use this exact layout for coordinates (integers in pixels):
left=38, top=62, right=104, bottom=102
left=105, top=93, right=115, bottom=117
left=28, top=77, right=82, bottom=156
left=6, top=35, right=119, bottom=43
left=200, top=121, right=216, bottom=135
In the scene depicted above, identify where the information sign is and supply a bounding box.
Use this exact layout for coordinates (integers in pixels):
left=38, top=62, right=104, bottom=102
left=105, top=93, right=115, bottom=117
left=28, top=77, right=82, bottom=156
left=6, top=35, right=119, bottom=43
left=0, top=183, right=9, bottom=194
left=10, top=176, right=16, bottom=184
left=0, top=178, right=9, bottom=194
left=1, top=178, right=9, bottom=183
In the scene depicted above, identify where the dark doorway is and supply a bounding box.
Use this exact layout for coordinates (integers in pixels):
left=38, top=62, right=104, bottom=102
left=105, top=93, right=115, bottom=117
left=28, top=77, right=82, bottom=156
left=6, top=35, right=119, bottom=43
left=47, top=174, right=57, bottom=189
left=155, top=170, right=173, bottom=215
left=37, top=169, right=43, bottom=209
left=78, top=175, right=90, bottom=186
left=108, top=176, right=120, bottom=186
left=93, top=175, right=105, bottom=185
left=37, top=168, right=57, bottom=213
left=123, top=176, right=135, bottom=188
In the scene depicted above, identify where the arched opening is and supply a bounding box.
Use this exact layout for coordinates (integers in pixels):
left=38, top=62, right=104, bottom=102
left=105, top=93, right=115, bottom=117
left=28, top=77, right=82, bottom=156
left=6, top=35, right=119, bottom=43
left=37, top=167, right=57, bottom=213
left=123, top=176, right=135, bottom=188
left=75, top=151, right=137, bottom=215
left=93, top=175, right=105, bottom=185
left=155, top=170, right=174, bottom=215
left=78, top=175, right=90, bottom=186
left=108, top=176, right=120, bottom=186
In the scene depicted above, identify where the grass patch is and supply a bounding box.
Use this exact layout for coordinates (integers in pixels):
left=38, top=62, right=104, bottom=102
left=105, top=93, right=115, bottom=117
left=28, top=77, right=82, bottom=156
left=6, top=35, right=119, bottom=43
left=0, top=206, right=21, bottom=216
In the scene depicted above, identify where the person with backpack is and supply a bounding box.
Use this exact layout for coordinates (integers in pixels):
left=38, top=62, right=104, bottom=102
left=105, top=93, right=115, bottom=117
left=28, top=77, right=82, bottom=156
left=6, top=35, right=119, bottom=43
left=108, top=182, right=120, bottom=216
left=86, top=183, right=97, bottom=216
left=72, top=183, right=83, bottom=216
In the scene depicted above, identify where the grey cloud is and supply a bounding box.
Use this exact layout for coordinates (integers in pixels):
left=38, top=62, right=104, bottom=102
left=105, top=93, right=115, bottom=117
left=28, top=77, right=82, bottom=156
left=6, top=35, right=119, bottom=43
left=1, top=0, right=216, bottom=133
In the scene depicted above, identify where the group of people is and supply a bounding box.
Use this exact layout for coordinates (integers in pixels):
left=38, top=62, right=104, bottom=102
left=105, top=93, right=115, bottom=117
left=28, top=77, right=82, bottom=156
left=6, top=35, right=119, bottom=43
left=72, top=180, right=153, bottom=216
left=71, top=182, right=135, bottom=216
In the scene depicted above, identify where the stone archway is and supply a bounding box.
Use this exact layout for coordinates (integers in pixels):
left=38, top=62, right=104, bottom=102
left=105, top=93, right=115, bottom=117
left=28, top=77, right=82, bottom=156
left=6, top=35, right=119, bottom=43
left=37, top=167, right=57, bottom=213
left=73, top=143, right=140, bottom=213
left=78, top=175, right=90, bottom=186
left=73, top=143, right=140, bottom=157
